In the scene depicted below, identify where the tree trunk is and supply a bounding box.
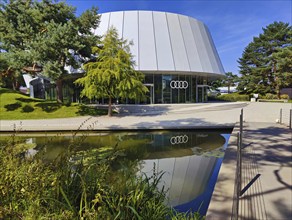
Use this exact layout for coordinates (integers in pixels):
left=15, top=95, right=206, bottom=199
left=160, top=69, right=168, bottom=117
left=276, top=85, right=281, bottom=99
left=56, top=79, right=63, bottom=103
left=108, top=96, right=112, bottom=117
left=12, top=79, right=16, bottom=90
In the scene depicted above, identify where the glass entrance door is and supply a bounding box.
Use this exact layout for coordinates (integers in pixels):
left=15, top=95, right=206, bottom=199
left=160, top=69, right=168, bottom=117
left=144, top=84, right=154, bottom=104
left=198, top=87, right=203, bottom=102
left=197, top=85, right=208, bottom=103
left=162, top=75, right=172, bottom=103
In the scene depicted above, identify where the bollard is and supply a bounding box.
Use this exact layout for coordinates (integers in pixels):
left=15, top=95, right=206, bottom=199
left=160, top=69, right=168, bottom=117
left=280, top=108, right=282, bottom=124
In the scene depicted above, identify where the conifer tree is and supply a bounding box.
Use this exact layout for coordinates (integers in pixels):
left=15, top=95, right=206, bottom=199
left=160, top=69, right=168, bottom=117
left=238, top=22, right=292, bottom=96
left=75, top=27, right=148, bottom=116
left=222, top=72, right=239, bottom=93
left=272, top=47, right=292, bottom=97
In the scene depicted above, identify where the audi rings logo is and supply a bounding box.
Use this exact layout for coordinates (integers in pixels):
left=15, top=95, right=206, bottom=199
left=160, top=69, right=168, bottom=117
left=170, top=81, right=189, bottom=89
left=170, top=135, right=189, bottom=145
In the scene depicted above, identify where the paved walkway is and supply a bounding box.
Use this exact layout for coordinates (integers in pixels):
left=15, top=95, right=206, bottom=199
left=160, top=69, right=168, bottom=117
left=0, top=102, right=291, bottom=131
left=207, top=122, right=292, bottom=219
left=1, top=102, right=248, bottom=131
left=0, top=101, right=291, bottom=219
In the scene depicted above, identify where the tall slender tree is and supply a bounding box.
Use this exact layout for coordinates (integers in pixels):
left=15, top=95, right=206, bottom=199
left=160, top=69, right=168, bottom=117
left=237, top=22, right=292, bottom=96
left=0, top=0, right=100, bottom=102
left=222, top=72, right=239, bottom=93
left=75, top=27, right=148, bottom=116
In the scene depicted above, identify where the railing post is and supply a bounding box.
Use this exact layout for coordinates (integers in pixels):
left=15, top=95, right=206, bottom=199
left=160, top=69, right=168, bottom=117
left=289, top=109, right=292, bottom=129
left=280, top=108, right=282, bottom=124
left=239, top=109, right=243, bottom=193
left=233, top=131, right=241, bottom=220
left=240, top=109, right=243, bottom=149
left=234, top=109, right=244, bottom=220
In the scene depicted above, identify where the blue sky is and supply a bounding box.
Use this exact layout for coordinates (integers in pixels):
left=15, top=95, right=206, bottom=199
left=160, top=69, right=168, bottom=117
left=67, top=0, right=291, bottom=75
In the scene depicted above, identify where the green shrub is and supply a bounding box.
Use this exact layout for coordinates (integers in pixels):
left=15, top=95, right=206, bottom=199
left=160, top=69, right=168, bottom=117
left=264, top=93, right=278, bottom=99
left=0, top=140, right=59, bottom=219
left=21, top=104, right=34, bottom=112
left=63, top=98, right=72, bottom=107
left=215, top=93, right=250, bottom=102
left=280, top=94, right=289, bottom=100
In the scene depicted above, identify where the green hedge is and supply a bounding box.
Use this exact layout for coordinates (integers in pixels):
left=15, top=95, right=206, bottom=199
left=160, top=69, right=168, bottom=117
left=209, top=93, right=250, bottom=102
left=259, top=93, right=290, bottom=100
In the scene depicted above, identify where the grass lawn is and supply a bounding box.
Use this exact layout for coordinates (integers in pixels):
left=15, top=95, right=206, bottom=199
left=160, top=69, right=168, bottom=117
left=0, top=88, right=107, bottom=120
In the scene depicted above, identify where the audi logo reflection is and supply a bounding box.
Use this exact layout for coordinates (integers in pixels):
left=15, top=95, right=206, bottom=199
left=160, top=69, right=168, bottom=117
left=170, top=135, right=189, bottom=145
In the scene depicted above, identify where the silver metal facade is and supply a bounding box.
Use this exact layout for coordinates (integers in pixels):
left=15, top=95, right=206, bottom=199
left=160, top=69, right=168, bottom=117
left=140, top=155, right=217, bottom=206
left=94, top=10, right=225, bottom=77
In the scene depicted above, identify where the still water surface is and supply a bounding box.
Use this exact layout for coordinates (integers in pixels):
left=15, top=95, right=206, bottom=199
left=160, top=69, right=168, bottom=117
left=0, top=129, right=231, bottom=215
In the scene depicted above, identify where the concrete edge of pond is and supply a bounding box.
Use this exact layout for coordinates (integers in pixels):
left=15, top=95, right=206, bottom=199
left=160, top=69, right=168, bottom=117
left=206, top=123, right=239, bottom=219
left=0, top=122, right=236, bottom=132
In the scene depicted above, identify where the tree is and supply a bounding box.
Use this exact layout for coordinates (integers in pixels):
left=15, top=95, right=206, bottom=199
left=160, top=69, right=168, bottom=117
left=209, top=72, right=238, bottom=93
left=222, top=72, right=239, bottom=93
left=237, top=22, right=292, bottom=96
left=75, top=27, right=148, bottom=116
left=272, top=47, right=292, bottom=97
left=0, top=0, right=100, bottom=102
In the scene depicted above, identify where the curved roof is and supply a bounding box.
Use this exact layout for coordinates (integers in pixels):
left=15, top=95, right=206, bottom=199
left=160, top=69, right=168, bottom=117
left=93, top=11, right=224, bottom=76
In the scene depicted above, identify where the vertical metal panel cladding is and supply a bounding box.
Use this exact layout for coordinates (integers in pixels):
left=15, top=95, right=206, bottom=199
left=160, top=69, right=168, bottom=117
left=199, top=22, right=220, bottom=73
left=189, top=19, right=213, bottom=73
left=153, top=12, right=175, bottom=71
left=168, top=157, right=190, bottom=206
left=138, top=11, right=158, bottom=71
left=94, top=11, right=225, bottom=76
left=166, top=13, right=190, bottom=72
left=204, top=27, right=225, bottom=73
left=108, top=11, right=124, bottom=35
left=178, top=15, right=203, bottom=72
left=94, top=12, right=110, bottom=36
left=156, top=158, right=176, bottom=199
left=123, top=11, right=139, bottom=69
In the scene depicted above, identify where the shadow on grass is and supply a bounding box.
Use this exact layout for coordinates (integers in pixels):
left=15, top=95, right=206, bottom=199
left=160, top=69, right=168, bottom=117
left=35, top=102, right=62, bottom=113
left=0, top=88, right=19, bottom=95
left=4, top=102, right=22, bottom=111
left=21, top=104, right=34, bottom=113
left=16, top=97, right=44, bottom=103
left=77, top=105, right=108, bottom=116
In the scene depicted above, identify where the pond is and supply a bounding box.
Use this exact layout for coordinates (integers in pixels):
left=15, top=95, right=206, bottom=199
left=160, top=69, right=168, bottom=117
left=0, top=129, right=231, bottom=215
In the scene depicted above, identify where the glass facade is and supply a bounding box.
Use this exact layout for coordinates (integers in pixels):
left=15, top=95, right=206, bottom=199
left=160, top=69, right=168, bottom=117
left=144, top=73, right=209, bottom=104
left=53, top=73, right=210, bottom=104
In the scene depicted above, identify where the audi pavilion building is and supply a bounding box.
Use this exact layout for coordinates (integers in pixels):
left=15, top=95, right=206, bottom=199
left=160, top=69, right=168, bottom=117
left=93, top=10, right=225, bottom=104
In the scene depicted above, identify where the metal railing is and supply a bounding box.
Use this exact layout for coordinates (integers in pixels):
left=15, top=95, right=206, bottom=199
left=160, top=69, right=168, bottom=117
left=279, top=108, right=292, bottom=129
left=233, top=107, right=291, bottom=219
left=232, top=109, right=243, bottom=220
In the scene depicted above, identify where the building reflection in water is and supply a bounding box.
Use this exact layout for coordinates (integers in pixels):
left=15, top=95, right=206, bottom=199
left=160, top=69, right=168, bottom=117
left=139, top=155, right=217, bottom=206
left=137, top=133, right=230, bottom=215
